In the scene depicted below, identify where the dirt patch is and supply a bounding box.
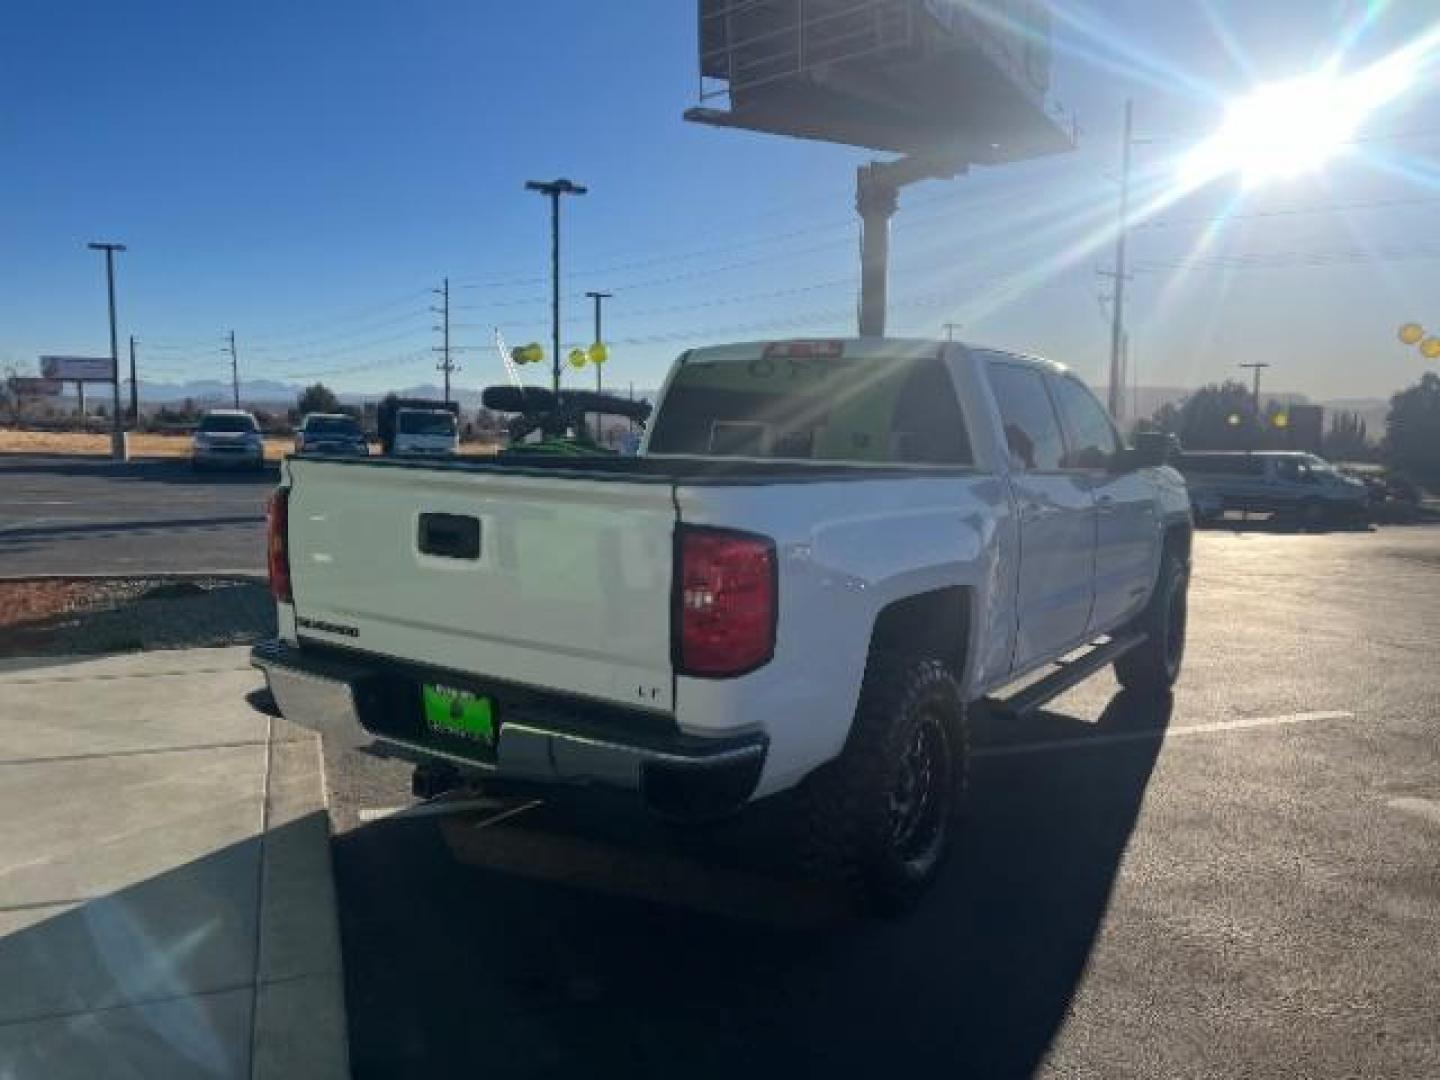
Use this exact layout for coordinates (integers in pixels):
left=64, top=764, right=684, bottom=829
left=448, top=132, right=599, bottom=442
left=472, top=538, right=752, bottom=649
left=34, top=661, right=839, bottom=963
left=0, top=578, right=275, bottom=656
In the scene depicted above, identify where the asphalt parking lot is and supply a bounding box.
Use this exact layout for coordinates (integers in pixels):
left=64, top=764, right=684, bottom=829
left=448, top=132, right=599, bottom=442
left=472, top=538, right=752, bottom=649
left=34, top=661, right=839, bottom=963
left=323, top=526, right=1439, bottom=1079
left=0, top=456, right=271, bottom=575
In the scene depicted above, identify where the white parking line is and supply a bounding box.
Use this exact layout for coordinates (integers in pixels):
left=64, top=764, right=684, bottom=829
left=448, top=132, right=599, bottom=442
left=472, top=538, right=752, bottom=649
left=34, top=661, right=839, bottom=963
left=471, top=799, right=544, bottom=831
left=356, top=797, right=504, bottom=823
left=974, top=710, right=1355, bottom=758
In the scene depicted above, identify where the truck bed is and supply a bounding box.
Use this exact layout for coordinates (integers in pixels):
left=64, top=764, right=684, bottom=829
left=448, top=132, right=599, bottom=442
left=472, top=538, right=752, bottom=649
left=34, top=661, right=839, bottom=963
left=295, top=451, right=972, bottom=485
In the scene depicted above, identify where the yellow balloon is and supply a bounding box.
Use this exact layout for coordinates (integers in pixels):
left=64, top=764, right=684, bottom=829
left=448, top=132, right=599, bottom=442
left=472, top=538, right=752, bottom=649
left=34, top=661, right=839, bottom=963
left=1272, top=412, right=1289, bottom=429
left=1399, top=323, right=1425, bottom=345
left=568, top=347, right=588, bottom=369
left=1422, top=337, right=1440, bottom=359
left=588, top=342, right=608, bottom=365
left=522, top=343, right=544, bottom=364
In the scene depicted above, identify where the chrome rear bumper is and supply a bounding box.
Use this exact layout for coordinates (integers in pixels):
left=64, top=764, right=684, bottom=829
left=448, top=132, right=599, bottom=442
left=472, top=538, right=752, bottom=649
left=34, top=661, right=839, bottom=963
left=250, top=639, right=766, bottom=818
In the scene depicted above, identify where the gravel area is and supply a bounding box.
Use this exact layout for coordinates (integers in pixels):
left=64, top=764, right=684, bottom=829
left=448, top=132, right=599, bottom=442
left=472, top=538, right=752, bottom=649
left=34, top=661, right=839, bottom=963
left=0, top=578, right=275, bottom=656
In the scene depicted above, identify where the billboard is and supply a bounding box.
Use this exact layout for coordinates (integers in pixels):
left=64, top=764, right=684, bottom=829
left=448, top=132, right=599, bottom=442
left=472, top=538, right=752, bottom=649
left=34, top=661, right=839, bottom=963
left=8, top=377, right=64, bottom=396
left=40, top=355, right=116, bottom=381
left=689, top=0, right=1073, bottom=161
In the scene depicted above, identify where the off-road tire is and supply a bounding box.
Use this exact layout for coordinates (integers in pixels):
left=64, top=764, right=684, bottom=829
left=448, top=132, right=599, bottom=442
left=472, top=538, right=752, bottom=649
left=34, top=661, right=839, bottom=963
left=801, top=653, right=968, bottom=915
left=1114, top=549, right=1189, bottom=695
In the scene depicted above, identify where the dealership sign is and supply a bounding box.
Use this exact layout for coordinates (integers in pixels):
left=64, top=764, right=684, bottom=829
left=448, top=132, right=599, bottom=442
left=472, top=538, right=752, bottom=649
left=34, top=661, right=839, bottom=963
left=40, top=355, right=116, bottom=381
left=8, top=377, right=64, bottom=396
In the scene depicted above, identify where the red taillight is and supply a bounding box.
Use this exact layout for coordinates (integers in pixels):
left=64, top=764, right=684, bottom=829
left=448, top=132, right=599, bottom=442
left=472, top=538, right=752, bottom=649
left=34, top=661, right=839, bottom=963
left=677, top=527, right=776, bottom=677
left=267, top=489, right=292, bottom=603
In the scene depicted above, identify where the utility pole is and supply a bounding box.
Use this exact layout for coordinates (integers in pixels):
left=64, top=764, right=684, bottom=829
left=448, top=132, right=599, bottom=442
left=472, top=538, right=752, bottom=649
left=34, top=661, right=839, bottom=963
left=432, top=277, right=455, bottom=402
left=226, top=330, right=240, bottom=409
left=526, top=178, right=587, bottom=394
left=128, top=335, right=139, bottom=425
left=585, top=290, right=611, bottom=393
left=87, top=241, right=127, bottom=458
left=1239, top=361, right=1270, bottom=418
left=1107, top=99, right=1134, bottom=423
left=942, top=322, right=962, bottom=342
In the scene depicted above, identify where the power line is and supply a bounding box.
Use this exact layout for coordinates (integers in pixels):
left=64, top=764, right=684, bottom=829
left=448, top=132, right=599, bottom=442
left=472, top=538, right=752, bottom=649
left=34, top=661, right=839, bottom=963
left=244, top=307, right=432, bottom=354
left=1143, top=193, right=1440, bottom=229
left=1134, top=244, right=1440, bottom=272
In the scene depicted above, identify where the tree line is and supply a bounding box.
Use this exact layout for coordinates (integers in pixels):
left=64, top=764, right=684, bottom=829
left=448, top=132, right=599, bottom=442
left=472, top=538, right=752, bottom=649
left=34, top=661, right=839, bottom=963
left=1134, top=372, right=1440, bottom=490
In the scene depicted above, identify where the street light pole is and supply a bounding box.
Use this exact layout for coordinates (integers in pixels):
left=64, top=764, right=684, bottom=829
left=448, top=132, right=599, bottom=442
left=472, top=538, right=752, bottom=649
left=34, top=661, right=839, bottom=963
left=526, top=178, right=587, bottom=395
left=128, top=335, right=138, bottom=424
left=585, top=290, right=611, bottom=394
left=87, top=242, right=127, bottom=459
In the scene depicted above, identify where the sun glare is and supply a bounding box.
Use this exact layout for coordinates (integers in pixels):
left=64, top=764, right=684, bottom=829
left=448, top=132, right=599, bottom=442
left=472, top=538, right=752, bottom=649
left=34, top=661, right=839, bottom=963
left=1179, top=42, right=1423, bottom=190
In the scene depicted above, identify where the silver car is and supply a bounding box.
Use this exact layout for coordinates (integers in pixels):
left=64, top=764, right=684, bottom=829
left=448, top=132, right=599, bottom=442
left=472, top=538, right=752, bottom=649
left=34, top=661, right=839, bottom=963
left=192, top=409, right=265, bottom=471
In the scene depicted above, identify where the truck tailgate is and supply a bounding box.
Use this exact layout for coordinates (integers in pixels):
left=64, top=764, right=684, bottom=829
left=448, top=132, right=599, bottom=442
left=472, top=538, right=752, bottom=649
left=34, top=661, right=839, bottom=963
left=284, top=459, right=678, bottom=712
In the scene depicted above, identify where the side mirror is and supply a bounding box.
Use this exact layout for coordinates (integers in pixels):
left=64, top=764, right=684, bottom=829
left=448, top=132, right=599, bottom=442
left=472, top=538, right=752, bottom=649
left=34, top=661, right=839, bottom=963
left=1129, top=431, right=1173, bottom=469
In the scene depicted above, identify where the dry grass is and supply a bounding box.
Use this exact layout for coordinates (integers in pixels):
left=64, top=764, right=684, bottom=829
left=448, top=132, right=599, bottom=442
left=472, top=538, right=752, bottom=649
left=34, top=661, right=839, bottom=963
left=0, top=428, right=291, bottom=460
left=0, top=428, right=498, bottom=460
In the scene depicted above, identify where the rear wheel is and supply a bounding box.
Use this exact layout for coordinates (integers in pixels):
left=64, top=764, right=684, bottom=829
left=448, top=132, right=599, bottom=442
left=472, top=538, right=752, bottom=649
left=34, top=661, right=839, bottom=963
left=1114, top=549, right=1188, bottom=695
left=801, top=653, right=968, bottom=915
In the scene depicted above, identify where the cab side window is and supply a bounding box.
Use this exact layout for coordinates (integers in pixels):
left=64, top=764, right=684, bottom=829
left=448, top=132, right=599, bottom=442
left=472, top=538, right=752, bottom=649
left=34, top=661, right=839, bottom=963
left=1049, top=376, right=1121, bottom=470
left=987, top=363, right=1065, bottom=471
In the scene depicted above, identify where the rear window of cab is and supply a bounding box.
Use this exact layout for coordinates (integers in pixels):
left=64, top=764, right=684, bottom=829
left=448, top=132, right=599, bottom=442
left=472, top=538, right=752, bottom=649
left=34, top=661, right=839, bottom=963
left=647, top=352, right=971, bottom=465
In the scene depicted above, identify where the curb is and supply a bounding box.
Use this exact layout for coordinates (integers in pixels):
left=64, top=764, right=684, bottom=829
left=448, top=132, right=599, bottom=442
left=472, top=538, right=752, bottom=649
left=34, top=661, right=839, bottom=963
left=0, top=571, right=266, bottom=584
left=251, top=722, right=350, bottom=1079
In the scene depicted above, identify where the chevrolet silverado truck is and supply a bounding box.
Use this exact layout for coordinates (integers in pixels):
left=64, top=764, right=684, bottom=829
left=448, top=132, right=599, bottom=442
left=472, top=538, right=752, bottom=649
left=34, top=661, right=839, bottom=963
left=253, top=338, right=1192, bottom=910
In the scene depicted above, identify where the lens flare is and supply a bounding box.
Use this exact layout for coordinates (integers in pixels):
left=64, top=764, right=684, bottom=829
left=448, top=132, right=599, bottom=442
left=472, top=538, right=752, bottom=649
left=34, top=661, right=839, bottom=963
left=1178, top=29, right=1430, bottom=189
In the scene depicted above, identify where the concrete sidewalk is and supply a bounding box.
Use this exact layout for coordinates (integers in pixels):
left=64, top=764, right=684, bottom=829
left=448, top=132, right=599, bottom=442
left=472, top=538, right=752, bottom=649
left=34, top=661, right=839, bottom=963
left=0, top=646, right=347, bottom=1078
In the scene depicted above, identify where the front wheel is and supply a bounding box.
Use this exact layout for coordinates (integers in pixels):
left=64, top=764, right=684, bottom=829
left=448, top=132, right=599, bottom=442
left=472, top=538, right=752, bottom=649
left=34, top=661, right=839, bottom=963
left=801, top=654, right=968, bottom=915
left=1114, top=549, right=1189, bottom=695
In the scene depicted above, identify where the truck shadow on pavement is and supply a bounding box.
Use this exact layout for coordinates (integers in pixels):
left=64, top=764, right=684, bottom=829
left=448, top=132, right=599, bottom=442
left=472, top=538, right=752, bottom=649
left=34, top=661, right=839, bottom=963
left=334, top=688, right=1172, bottom=1079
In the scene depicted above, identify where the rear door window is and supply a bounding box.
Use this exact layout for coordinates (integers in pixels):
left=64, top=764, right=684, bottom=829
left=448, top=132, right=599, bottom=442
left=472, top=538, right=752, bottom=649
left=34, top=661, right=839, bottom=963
left=986, top=363, right=1065, bottom=471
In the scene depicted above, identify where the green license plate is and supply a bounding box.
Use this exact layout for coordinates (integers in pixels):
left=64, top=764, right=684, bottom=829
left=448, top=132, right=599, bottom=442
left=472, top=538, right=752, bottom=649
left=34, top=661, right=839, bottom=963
left=421, top=683, right=495, bottom=745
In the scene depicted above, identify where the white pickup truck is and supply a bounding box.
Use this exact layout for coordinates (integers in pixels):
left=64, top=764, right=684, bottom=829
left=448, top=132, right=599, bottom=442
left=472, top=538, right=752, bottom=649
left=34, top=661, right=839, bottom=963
left=254, top=338, right=1191, bottom=910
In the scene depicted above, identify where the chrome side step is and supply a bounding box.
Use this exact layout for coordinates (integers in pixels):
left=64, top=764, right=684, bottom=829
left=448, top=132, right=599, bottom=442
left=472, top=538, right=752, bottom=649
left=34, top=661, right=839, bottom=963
left=987, top=633, right=1146, bottom=719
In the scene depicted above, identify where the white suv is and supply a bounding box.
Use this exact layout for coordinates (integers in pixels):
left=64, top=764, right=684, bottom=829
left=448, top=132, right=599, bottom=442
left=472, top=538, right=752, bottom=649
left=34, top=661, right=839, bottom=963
left=192, top=409, right=265, bottom=471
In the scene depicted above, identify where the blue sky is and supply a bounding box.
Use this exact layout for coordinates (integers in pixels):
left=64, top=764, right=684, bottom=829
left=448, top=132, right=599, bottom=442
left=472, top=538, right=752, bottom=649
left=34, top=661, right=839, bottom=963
left=2, top=0, right=1438, bottom=403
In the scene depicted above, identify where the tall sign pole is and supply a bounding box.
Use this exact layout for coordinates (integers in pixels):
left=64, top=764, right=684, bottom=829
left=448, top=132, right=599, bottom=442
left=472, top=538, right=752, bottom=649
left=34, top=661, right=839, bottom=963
left=87, top=242, right=127, bottom=459
left=526, top=179, right=587, bottom=394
